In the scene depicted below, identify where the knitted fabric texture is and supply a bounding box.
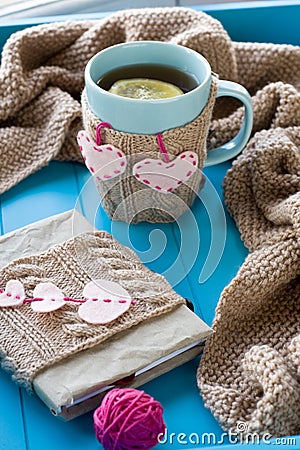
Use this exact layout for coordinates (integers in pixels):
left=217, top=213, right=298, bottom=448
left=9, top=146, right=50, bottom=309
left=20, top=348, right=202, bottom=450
left=81, top=82, right=217, bottom=223
left=198, top=130, right=300, bottom=436
left=0, top=7, right=298, bottom=197
left=0, top=231, right=184, bottom=392
left=0, top=6, right=300, bottom=434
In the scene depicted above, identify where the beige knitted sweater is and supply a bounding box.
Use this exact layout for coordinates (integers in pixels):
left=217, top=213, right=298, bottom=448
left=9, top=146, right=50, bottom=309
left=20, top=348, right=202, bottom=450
left=0, top=6, right=299, bottom=436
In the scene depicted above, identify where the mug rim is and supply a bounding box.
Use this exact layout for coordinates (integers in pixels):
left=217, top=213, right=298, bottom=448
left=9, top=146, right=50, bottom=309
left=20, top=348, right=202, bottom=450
left=85, top=40, right=212, bottom=105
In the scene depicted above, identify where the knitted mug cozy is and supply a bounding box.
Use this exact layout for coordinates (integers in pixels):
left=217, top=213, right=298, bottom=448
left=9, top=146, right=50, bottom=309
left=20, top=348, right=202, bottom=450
left=81, top=82, right=217, bottom=223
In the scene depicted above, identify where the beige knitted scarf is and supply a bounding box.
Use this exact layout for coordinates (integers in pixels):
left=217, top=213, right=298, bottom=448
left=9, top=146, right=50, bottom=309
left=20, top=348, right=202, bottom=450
left=198, top=129, right=300, bottom=437
left=0, top=6, right=299, bottom=436
left=196, top=9, right=300, bottom=434
left=0, top=7, right=299, bottom=195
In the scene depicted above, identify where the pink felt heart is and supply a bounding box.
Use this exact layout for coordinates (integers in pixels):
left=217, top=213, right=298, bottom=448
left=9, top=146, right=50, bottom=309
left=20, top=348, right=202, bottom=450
left=0, top=280, right=25, bottom=307
left=31, top=282, right=65, bottom=313
left=78, top=279, right=132, bottom=325
left=133, top=151, right=198, bottom=193
left=77, top=130, right=127, bottom=181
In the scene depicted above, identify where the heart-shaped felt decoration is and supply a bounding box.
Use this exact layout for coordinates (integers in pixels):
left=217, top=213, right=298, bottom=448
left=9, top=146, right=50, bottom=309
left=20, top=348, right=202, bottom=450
left=133, top=151, right=198, bottom=193
left=78, top=279, right=132, bottom=325
left=0, top=280, right=25, bottom=307
left=31, top=282, right=65, bottom=313
left=77, top=130, right=127, bottom=181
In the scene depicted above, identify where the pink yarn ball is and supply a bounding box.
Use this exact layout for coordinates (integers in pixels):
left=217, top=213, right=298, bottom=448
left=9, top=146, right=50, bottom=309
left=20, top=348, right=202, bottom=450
left=93, top=388, right=166, bottom=450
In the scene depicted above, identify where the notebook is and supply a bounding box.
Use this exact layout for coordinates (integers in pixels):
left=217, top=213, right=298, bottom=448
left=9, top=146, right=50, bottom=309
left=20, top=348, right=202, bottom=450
left=0, top=210, right=212, bottom=420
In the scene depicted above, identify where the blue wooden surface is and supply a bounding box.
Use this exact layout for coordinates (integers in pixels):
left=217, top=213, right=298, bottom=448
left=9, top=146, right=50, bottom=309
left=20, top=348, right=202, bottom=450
left=0, top=2, right=300, bottom=450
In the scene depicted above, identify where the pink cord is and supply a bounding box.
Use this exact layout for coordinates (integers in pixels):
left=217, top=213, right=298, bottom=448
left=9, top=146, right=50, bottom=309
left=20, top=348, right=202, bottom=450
left=5, top=293, right=137, bottom=306
left=63, top=297, right=86, bottom=303
left=156, top=133, right=170, bottom=163
left=23, top=298, right=44, bottom=303
left=96, top=122, right=113, bottom=146
left=96, top=123, right=171, bottom=165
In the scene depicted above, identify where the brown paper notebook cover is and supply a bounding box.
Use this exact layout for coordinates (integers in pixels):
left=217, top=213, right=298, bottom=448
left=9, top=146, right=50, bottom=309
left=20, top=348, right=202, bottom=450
left=0, top=210, right=212, bottom=420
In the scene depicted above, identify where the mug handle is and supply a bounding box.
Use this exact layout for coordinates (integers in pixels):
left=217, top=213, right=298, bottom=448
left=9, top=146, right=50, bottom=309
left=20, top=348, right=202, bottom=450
left=204, top=79, right=253, bottom=167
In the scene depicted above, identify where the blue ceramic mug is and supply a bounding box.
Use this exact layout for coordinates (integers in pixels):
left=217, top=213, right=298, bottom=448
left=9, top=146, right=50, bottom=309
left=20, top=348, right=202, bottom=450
left=84, top=41, right=253, bottom=166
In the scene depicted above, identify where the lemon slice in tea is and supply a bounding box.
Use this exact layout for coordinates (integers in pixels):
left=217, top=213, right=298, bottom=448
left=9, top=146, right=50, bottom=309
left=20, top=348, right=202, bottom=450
left=109, top=78, right=184, bottom=99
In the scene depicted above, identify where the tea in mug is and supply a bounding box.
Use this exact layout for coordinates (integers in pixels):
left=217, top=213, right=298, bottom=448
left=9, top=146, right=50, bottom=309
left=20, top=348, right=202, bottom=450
left=97, top=63, right=198, bottom=100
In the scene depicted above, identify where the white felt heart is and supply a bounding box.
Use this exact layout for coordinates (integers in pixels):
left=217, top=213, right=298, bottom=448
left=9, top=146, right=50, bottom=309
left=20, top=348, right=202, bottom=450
left=31, top=282, right=65, bottom=313
left=133, top=151, right=198, bottom=193
left=77, top=130, right=127, bottom=181
left=78, top=279, right=132, bottom=325
left=0, top=280, right=25, bottom=307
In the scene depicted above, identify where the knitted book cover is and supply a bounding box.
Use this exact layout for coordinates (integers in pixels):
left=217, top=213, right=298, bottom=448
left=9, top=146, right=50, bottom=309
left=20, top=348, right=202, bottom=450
left=0, top=210, right=212, bottom=419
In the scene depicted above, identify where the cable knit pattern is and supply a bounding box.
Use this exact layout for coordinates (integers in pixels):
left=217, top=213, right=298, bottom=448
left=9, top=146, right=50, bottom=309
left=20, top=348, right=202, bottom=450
left=0, top=6, right=298, bottom=196
left=81, top=82, right=217, bottom=223
left=0, top=231, right=184, bottom=391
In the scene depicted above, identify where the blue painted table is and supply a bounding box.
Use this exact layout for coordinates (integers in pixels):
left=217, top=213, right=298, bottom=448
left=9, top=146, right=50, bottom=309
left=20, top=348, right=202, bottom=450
left=0, top=2, right=300, bottom=449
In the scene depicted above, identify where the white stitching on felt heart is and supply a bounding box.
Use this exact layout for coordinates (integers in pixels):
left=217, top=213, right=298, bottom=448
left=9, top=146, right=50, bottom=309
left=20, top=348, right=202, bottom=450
left=78, top=279, right=132, bottom=325
left=77, top=130, right=127, bottom=181
left=133, top=151, right=198, bottom=193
